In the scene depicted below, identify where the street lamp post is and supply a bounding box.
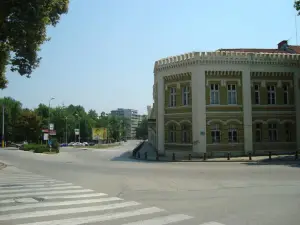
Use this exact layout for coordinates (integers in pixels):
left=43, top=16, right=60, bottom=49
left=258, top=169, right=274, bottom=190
left=2, top=104, right=4, bottom=148
left=65, top=116, right=68, bottom=144
left=48, top=97, right=55, bottom=146
left=75, top=113, right=80, bottom=142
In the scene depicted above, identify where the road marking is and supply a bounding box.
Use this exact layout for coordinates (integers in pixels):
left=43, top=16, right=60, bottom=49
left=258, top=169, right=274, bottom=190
left=0, top=193, right=107, bottom=204
left=199, top=222, right=226, bottom=225
left=0, top=201, right=140, bottom=221
left=0, top=189, right=94, bottom=198
left=0, top=182, right=73, bottom=189
left=121, top=214, right=193, bottom=225
left=0, top=185, right=83, bottom=194
left=0, top=197, right=122, bottom=212
left=17, top=207, right=164, bottom=225
left=0, top=180, right=64, bottom=185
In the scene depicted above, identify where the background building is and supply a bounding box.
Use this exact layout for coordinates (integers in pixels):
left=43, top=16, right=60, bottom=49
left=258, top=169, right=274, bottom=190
left=148, top=41, right=300, bottom=157
left=110, top=108, right=139, bottom=139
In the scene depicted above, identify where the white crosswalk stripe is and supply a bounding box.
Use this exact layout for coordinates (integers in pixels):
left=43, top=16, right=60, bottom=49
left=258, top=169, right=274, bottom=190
left=0, top=167, right=224, bottom=225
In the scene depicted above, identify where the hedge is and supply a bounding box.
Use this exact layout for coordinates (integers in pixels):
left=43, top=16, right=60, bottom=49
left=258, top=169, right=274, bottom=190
left=22, top=143, right=60, bottom=153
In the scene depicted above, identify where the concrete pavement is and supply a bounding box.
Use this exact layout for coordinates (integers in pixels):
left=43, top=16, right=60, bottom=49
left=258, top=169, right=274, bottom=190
left=0, top=140, right=300, bottom=225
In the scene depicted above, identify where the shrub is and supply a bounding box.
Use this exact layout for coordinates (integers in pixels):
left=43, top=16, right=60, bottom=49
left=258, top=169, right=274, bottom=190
left=33, top=145, right=50, bottom=153
left=51, top=139, right=60, bottom=152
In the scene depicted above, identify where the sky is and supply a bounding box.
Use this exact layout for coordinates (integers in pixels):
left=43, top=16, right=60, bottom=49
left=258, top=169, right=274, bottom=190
left=2, top=0, right=298, bottom=115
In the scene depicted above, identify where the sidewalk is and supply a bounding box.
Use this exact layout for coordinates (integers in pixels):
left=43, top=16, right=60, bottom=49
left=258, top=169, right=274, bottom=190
left=135, top=142, right=300, bottom=163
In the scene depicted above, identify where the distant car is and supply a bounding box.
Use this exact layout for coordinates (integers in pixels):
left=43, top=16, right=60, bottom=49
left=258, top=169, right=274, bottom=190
left=60, top=143, right=68, bottom=147
left=68, top=142, right=75, bottom=146
left=82, top=142, right=89, bottom=146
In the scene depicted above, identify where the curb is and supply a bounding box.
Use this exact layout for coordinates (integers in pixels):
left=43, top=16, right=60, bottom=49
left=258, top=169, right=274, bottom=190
left=0, top=162, right=7, bottom=170
left=131, top=156, right=300, bottom=163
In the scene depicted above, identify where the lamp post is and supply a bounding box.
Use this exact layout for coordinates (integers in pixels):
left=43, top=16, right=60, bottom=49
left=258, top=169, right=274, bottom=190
left=65, top=116, right=68, bottom=144
left=75, top=113, right=80, bottom=142
left=48, top=97, right=55, bottom=145
left=2, top=103, right=4, bottom=148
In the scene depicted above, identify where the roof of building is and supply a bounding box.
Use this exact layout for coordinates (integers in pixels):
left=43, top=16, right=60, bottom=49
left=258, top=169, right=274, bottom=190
left=217, top=48, right=288, bottom=54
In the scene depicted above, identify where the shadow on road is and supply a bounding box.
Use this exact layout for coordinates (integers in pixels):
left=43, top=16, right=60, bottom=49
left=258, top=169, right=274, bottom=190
left=110, top=151, right=171, bottom=164
left=242, top=156, right=300, bottom=168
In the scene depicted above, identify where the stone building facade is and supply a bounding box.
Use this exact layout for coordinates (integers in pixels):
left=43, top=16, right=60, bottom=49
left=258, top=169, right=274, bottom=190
left=148, top=49, right=300, bottom=156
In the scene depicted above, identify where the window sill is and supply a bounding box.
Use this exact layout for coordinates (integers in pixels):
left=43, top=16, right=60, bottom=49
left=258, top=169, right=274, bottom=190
left=207, top=105, right=242, bottom=107
left=252, top=105, right=294, bottom=107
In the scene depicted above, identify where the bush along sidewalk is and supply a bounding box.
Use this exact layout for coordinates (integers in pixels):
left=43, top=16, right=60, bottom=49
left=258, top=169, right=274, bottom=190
left=21, top=140, right=60, bottom=154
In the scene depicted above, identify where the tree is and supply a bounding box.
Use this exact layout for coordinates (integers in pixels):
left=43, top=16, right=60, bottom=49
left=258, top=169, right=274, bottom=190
left=295, top=1, right=300, bottom=15
left=0, top=0, right=70, bottom=89
left=14, top=109, right=41, bottom=142
left=136, top=117, right=148, bottom=140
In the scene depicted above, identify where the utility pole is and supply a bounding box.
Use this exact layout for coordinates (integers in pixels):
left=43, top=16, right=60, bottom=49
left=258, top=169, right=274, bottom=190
left=65, top=116, right=68, bottom=144
left=2, top=104, right=4, bottom=148
left=48, top=97, right=55, bottom=146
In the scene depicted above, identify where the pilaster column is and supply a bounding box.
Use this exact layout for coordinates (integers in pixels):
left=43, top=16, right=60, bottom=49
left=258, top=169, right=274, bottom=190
left=242, top=67, right=253, bottom=154
left=192, top=67, right=206, bottom=154
left=293, top=71, right=300, bottom=150
left=157, top=75, right=165, bottom=155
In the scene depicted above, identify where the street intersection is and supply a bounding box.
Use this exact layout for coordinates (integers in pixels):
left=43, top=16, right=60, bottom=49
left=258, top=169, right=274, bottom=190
left=0, top=141, right=299, bottom=225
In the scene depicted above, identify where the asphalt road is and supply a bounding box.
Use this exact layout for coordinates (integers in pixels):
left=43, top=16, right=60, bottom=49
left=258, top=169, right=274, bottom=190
left=0, top=140, right=300, bottom=225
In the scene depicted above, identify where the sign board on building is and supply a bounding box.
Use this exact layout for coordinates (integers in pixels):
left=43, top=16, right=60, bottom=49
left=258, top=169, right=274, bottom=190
left=49, top=130, right=56, bottom=136
left=92, top=128, right=107, bottom=140
left=200, top=129, right=205, bottom=136
left=49, top=123, right=54, bottom=131
left=43, top=133, right=49, bottom=141
left=74, top=129, right=80, bottom=135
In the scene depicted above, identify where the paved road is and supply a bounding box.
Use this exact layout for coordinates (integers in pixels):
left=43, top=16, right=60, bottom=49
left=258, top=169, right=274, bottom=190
left=0, top=141, right=300, bottom=225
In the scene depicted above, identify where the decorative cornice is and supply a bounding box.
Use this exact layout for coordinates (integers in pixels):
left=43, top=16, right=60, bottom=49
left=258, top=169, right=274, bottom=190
left=154, top=51, right=300, bottom=73
left=251, top=80, right=293, bottom=87
left=205, top=71, right=242, bottom=76
left=251, top=72, right=294, bottom=77
left=163, top=72, right=191, bottom=81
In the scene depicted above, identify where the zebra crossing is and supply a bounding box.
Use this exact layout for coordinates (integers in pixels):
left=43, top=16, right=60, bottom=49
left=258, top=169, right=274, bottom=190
left=0, top=166, right=225, bottom=225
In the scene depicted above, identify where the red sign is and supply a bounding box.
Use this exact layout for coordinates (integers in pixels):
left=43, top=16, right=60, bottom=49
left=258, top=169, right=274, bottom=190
left=50, top=130, right=56, bottom=136
left=42, top=129, right=49, bottom=133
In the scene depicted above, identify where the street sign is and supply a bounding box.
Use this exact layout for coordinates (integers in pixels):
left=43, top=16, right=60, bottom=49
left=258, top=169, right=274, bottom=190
left=74, top=129, right=79, bottom=135
left=49, top=130, right=56, bottom=136
left=42, top=129, right=49, bottom=133
left=49, top=123, right=54, bottom=131
left=43, top=133, right=49, bottom=141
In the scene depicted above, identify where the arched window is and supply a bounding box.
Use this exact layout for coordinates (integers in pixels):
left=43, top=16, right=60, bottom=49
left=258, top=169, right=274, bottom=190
left=228, top=124, right=238, bottom=143
left=168, top=124, right=176, bottom=142
left=284, top=123, right=292, bottom=142
left=181, top=124, right=191, bottom=143
left=211, top=124, right=220, bottom=143
left=268, top=123, right=278, bottom=142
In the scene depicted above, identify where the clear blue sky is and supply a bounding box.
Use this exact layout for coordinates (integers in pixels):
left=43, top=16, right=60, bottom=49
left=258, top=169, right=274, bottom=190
left=2, top=0, right=298, bottom=115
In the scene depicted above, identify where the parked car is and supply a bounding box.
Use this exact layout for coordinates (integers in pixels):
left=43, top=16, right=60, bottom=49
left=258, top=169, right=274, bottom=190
left=60, top=143, right=68, bottom=147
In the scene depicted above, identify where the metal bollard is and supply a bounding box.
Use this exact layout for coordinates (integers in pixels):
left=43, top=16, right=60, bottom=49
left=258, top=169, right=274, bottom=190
left=227, top=152, right=230, bottom=160
left=269, top=151, right=272, bottom=160
left=156, top=152, right=159, bottom=161
left=172, top=153, right=175, bottom=161
left=137, top=152, right=140, bottom=159
left=295, top=151, right=298, bottom=160
left=145, top=152, right=148, bottom=160
left=203, top=153, right=207, bottom=161
left=188, top=154, right=192, bottom=160
left=248, top=152, right=252, bottom=161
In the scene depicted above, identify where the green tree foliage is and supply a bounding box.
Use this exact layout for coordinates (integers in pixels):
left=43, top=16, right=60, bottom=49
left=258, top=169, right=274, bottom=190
left=0, top=97, right=131, bottom=143
left=136, top=117, right=148, bottom=140
left=295, top=1, right=300, bottom=15
left=0, top=0, right=69, bottom=89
